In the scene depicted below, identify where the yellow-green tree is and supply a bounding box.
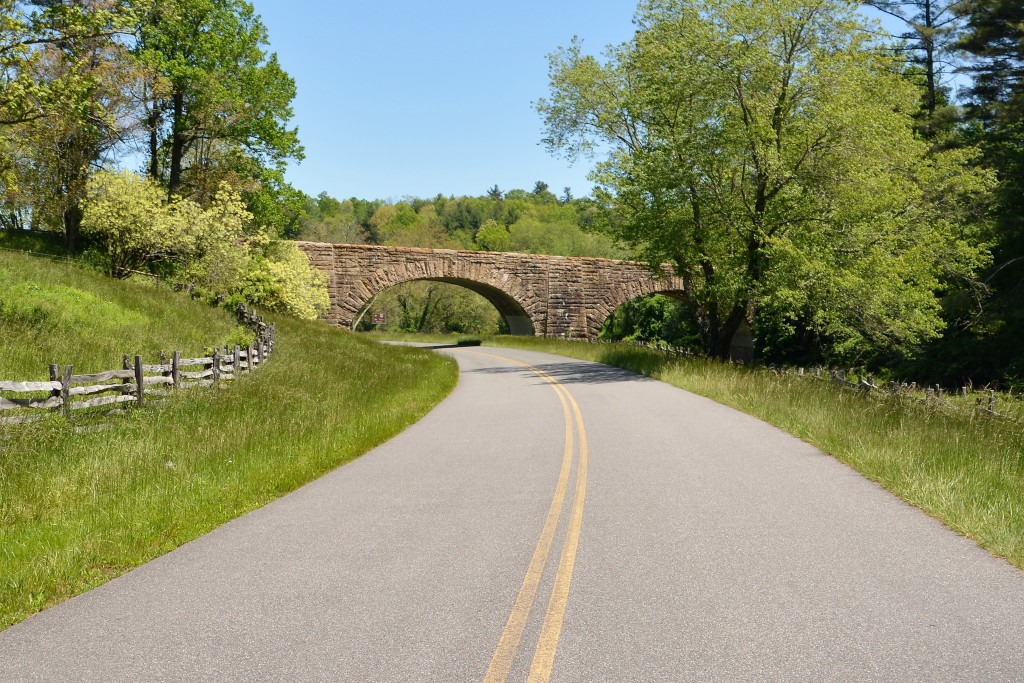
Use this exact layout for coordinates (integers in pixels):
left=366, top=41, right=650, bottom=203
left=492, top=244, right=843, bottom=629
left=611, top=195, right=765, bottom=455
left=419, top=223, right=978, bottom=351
left=539, top=0, right=992, bottom=361
left=81, top=170, right=328, bottom=320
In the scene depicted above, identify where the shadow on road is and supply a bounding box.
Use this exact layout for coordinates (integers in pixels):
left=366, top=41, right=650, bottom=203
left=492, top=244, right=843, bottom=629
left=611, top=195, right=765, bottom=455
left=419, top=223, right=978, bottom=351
left=463, top=360, right=653, bottom=386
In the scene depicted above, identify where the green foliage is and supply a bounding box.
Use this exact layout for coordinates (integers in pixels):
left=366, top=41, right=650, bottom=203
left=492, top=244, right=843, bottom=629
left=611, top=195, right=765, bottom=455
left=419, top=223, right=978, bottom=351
left=81, top=170, right=328, bottom=318
left=953, top=0, right=1024, bottom=386
left=0, top=0, right=134, bottom=128
left=861, top=1, right=965, bottom=137
left=0, top=227, right=64, bottom=256
left=133, top=0, right=303, bottom=197
left=600, top=294, right=701, bottom=349
left=1, top=1, right=142, bottom=250
left=295, top=193, right=367, bottom=244
left=538, top=0, right=992, bottom=363
left=474, top=218, right=512, bottom=252
left=0, top=250, right=246, bottom=379
left=239, top=240, right=329, bottom=320
left=81, top=170, right=251, bottom=281
left=365, top=281, right=505, bottom=336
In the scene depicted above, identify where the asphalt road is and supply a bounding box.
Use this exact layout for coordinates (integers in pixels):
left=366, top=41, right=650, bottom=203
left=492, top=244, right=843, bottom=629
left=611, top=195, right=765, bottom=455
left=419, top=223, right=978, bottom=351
left=2, top=346, right=1023, bottom=682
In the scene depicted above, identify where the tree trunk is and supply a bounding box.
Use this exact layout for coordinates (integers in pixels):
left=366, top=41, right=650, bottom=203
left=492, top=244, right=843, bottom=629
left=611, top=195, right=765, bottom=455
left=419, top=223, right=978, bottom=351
left=702, top=304, right=748, bottom=360
left=168, top=90, right=185, bottom=195
left=924, top=0, right=936, bottom=121
left=62, top=202, right=83, bottom=255
left=148, top=106, right=161, bottom=181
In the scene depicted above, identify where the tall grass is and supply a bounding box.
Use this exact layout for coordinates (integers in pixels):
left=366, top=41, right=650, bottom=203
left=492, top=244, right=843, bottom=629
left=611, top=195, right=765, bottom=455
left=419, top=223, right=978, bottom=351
left=485, top=336, right=1024, bottom=569
left=0, top=250, right=248, bottom=379
left=0, top=257, right=457, bottom=630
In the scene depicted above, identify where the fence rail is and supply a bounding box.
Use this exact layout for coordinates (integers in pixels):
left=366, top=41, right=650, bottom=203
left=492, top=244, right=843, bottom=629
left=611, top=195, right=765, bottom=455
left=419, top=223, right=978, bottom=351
left=0, top=324, right=276, bottom=427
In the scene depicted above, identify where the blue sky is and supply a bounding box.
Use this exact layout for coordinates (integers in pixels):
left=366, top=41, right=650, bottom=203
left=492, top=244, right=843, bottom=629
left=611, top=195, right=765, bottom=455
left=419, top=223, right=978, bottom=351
left=248, top=1, right=639, bottom=202
left=248, top=1, right=907, bottom=203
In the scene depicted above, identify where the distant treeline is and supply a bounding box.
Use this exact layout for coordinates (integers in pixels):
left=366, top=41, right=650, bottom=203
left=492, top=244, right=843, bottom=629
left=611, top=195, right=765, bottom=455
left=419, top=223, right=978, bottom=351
left=289, top=182, right=627, bottom=261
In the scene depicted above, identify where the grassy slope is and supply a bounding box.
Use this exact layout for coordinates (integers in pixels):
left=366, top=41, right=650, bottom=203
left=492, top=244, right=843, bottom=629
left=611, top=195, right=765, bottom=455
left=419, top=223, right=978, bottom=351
left=484, top=336, right=1024, bottom=569
left=0, top=256, right=457, bottom=629
left=0, top=250, right=249, bottom=379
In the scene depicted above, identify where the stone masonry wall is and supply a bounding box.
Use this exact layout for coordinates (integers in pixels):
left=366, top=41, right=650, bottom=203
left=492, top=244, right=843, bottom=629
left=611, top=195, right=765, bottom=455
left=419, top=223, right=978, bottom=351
left=296, top=242, right=685, bottom=339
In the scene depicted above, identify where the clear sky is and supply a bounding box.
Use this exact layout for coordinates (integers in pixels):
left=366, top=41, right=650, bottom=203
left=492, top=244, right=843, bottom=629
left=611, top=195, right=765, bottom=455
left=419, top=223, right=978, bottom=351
left=248, top=1, right=639, bottom=202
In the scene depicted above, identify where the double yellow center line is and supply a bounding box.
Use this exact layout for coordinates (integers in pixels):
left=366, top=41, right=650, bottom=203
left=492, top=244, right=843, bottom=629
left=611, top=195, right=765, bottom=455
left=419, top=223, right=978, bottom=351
left=468, top=351, right=588, bottom=683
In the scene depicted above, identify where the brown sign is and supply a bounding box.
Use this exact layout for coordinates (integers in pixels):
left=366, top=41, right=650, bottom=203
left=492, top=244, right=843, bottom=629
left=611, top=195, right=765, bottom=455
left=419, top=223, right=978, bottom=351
left=371, top=312, right=386, bottom=325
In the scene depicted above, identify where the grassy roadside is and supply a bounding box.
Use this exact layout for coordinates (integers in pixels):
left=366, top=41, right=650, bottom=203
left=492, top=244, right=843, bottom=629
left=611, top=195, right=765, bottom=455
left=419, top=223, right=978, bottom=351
left=0, top=250, right=248, bottom=379
left=485, top=336, right=1024, bottom=569
left=1, top=265, right=457, bottom=630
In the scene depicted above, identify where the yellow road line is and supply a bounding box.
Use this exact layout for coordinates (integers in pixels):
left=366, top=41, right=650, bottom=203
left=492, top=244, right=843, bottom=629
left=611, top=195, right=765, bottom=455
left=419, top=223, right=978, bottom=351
left=482, top=379, right=574, bottom=683
left=464, top=350, right=588, bottom=683
left=528, top=387, right=588, bottom=682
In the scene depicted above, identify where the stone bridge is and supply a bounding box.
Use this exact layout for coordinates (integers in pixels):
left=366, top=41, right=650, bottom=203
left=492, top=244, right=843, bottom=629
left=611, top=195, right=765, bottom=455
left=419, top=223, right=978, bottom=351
left=297, top=242, right=686, bottom=339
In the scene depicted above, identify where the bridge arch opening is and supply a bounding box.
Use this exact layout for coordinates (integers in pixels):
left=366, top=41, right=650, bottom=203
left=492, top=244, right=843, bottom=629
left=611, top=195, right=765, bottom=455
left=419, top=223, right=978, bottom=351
left=599, top=291, right=699, bottom=349
left=355, top=277, right=536, bottom=336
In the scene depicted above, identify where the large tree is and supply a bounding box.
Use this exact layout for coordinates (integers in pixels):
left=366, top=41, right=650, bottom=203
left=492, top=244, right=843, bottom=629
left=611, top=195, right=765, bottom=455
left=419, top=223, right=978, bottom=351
left=2, top=1, right=139, bottom=251
left=538, top=0, right=991, bottom=362
left=953, top=0, right=1024, bottom=381
left=861, top=0, right=968, bottom=137
left=132, top=0, right=302, bottom=201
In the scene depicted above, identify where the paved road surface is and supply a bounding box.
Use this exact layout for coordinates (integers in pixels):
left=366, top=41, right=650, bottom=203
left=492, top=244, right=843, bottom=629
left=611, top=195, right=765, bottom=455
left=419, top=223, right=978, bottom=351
left=2, top=346, right=1023, bottom=681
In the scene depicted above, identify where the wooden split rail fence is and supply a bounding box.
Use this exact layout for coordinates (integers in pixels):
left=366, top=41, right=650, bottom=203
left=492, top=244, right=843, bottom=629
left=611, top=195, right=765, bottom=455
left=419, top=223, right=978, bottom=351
left=0, top=325, right=276, bottom=427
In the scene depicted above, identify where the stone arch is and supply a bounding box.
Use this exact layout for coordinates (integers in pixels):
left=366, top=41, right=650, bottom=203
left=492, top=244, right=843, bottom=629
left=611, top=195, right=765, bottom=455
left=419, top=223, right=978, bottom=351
left=589, top=287, right=688, bottom=339
left=584, top=263, right=686, bottom=339
left=295, top=242, right=689, bottom=341
left=354, top=275, right=536, bottom=335
left=347, top=255, right=539, bottom=335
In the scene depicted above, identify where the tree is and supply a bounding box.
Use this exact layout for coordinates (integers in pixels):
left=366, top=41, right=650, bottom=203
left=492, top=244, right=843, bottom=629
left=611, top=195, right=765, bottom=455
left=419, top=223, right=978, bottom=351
left=1, top=0, right=138, bottom=251
left=474, top=218, right=511, bottom=252
left=486, top=184, right=502, bottom=200
left=539, top=0, right=991, bottom=361
left=81, top=169, right=249, bottom=278
left=0, top=0, right=129, bottom=128
left=861, top=0, right=967, bottom=135
left=295, top=194, right=367, bottom=244
left=958, top=0, right=1024, bottom=119
left=132, top=0, right=302, bottom=199
left=953, top=0, right=1024, bottom=382
left=367, top=281, right=504, bottom=335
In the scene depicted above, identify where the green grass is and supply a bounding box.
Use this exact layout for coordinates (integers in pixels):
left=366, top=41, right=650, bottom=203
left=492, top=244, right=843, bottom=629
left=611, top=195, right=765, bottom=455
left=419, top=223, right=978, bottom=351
left=0, top=228, right=66, bottom=257
left=0, top=257, right=458, bottom=630
left=0, top=250, right=250, bottom=380
left=482, top=336, right=1024, bottom=568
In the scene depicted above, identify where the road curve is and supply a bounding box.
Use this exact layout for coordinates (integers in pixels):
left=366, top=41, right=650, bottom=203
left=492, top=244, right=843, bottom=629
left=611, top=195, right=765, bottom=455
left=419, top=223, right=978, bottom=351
left=1, top=346, right=1023, bottom=681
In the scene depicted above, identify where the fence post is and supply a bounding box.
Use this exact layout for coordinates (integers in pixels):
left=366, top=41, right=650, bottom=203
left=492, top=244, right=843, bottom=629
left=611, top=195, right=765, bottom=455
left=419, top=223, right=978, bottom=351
left=61, top=365, right=73, bottom=417
left=172, top=351, right=180, bottom=388
left=233, top=345, right=241, bottom=378
left=989, top=390, right=995, bottom=415
left=134, top=355, right=144, bottom=406
left=212, top=347, right=221, bottom=385
left=122, top=354, right=132, bottom=396
left=247, top=344, right=255, bottom=372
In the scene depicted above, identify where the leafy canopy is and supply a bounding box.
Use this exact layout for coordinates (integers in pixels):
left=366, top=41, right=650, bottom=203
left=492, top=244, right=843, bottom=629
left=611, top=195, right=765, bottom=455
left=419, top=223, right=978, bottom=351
left=538, top=0, right=992, bottom=361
